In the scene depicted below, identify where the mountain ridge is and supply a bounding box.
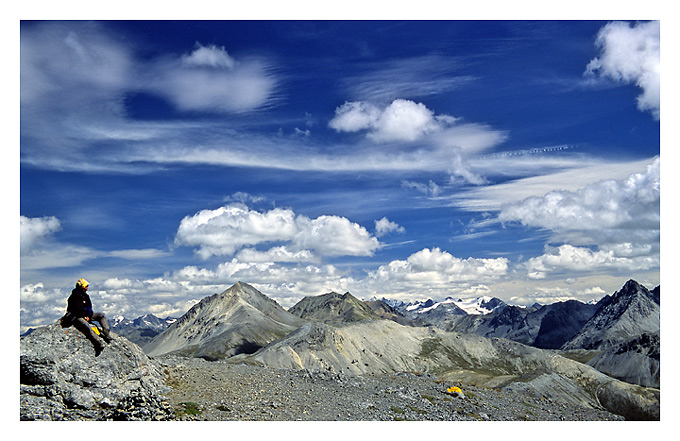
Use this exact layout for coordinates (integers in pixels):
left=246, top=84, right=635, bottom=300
left=288, top=291, right=381, bottom=324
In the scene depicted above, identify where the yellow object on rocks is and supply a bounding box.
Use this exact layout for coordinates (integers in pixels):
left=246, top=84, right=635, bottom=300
left=447, top=386, right=465, bottom=398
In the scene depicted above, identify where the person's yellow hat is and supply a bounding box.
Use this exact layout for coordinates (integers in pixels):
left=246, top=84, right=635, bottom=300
left=76, top=278, right=89, bottom=289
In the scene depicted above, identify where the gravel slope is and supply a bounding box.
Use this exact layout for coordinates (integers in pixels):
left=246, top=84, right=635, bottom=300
left=158, top=355, right=623, bottom=421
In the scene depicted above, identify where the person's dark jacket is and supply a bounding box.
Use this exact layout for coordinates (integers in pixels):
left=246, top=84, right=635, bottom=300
left=67, top=286, right=94, bottom=319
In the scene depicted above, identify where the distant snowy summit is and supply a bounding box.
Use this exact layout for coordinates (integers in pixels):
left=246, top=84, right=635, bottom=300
left=111, top=313, right=177, bottom=330
left=379, top=295, right=507, bottom=316
left=109, top=314, right=178, bottom=346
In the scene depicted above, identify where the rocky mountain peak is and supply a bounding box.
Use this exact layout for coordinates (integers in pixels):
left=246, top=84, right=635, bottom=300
left=288, top=291, right=380, bottom=324
left=562, top=280, right=660, bottom=351
left=144, top=282, right=304, bottom=360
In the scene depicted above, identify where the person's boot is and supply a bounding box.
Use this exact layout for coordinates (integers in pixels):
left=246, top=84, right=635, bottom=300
left=102, top=333, right=114, bottom=344
left=94, top=341, right=105, bottom=357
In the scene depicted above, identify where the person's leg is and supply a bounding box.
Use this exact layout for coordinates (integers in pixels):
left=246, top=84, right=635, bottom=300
left=91, top=312, right=113, bottom=343
left=72, top=317, right=105, bottom=355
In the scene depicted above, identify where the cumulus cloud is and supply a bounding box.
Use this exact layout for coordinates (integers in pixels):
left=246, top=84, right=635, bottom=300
left=175, top=203, right=382, bottom=260
left=374, top=217, right=405, bottom=237
left=329, top=99, right=458, bottom=142
left=20, top=215, right=61, bottom=254
left=498, top=157, right=659, bottom=245
left=585, top=21, right=660, bottom=119
left=363, top=247, right=508, bottom=298
left=20, top=283, right=61, bottom=303
left=235, top=246, right=319, bottom=263
left=99, top=259, right=354, bottom=312
left=497, top=158, right=660, bottom=279
left=524, top=244, right=659, bottom=280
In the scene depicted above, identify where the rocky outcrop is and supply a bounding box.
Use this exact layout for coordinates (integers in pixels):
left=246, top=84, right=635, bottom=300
left=20, top=323, right=174, bottom=421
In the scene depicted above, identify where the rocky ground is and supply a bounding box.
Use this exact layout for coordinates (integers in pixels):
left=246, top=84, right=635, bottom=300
left=158, top=355, right=623, bottom=421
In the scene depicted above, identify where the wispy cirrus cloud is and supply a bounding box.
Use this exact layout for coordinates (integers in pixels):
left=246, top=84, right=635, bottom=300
left=20, top=22, right=280, bottom=172
left=453, top=156, right=658, bottom=212
left=339, top=54, right=476, bottom=102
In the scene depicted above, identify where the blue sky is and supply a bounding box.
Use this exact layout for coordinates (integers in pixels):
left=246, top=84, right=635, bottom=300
left=19, top=18, right=661, bottom=331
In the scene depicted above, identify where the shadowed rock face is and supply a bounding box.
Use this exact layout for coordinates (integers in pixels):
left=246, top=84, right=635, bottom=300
left=450, top=301, right=598, bottom=349
left=20, top=323, right=173, bottom=421
left=562, top=279, right=660, bottom=351
left=586, top=332, right=660, bottom=388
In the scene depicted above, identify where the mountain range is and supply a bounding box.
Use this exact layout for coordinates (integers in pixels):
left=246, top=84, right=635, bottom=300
left=110, top=314, right=177, bottom=346
left=87, top=276, right=658, bottom=417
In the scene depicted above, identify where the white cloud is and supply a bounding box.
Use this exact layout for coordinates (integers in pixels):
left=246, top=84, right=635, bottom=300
left=493, top=158, right=660, bottom=279
left=235, top=246, right=319, bottom=263
left=525, top=244, right=660, bottom=280
left=20, top=22, right=279, bottom=173
left=455, top=156, right=657, bottom=212
left=148, top=55, right=276, bottom=113
left=585, top=21, right=660, bottom=119
left=20, top=283, right=60, bottom=303
left=402, top=180, right=441, bottom=197
left=340, top=54, right=475, bottom=103
left=21, top=22, right=132, bottom=107
left=328, top=101, right=382, bottom=132
left=362, top=247, right=509, bottom=299
left=175, top=203, right=381, bottom=259
left=329, top=99, right=458, bottom=142
left=175, top=203, right=298, bottom=258
left=182, top=44, right=236, bottom=69
left=294, top=215, right=381, bottom=257
left=20, top=215, right=61, bottom=254
left=20, top=244, right=100, bottom=271
left=108, top=248, right=171, bottom=259
left=374, top=217, right=405, bottom=237
left=498, top=157, right=659, bottom=246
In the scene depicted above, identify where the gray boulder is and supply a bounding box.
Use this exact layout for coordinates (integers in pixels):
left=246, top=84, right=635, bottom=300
left=20, top=323, right=174, bottom=421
